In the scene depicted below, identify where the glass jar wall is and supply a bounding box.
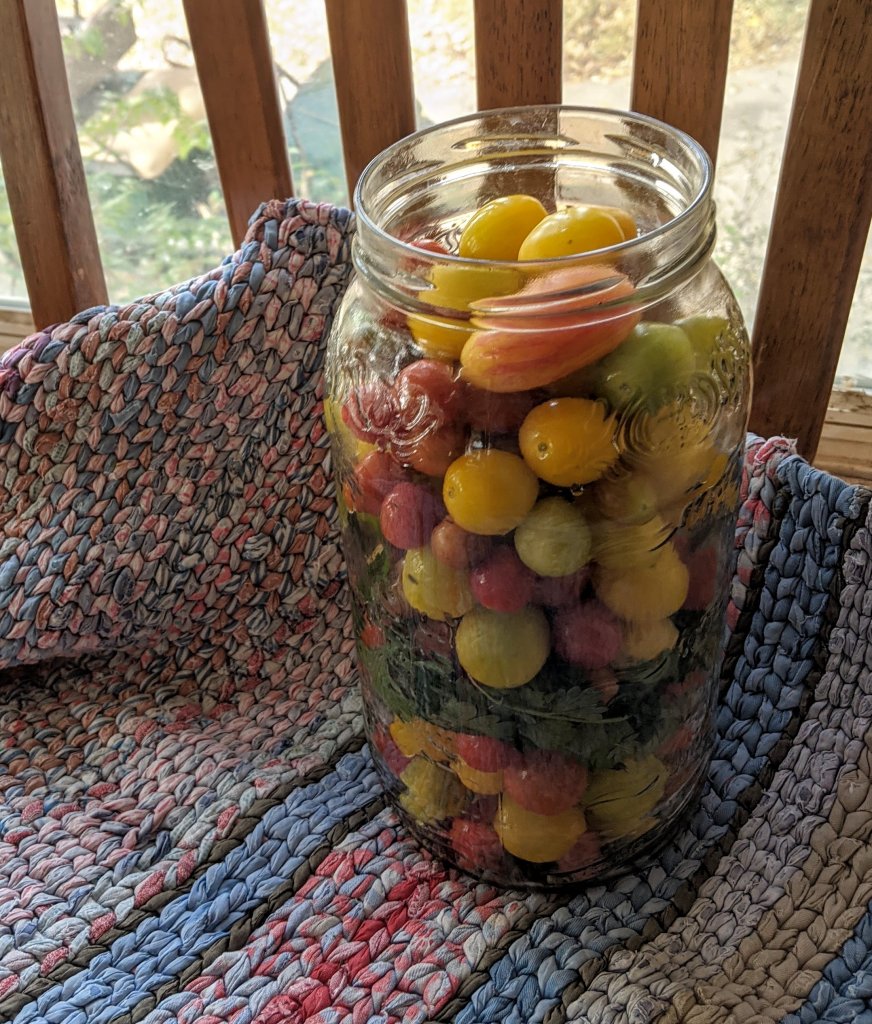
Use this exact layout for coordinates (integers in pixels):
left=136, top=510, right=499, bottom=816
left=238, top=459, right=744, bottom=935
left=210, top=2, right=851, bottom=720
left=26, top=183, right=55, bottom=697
left=325, top=107, right=751, bottom=887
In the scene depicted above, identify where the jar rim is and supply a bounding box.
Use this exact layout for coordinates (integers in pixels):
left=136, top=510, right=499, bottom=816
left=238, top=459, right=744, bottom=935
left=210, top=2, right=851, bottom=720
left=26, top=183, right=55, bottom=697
left=354, top=104, right=713, bottom=271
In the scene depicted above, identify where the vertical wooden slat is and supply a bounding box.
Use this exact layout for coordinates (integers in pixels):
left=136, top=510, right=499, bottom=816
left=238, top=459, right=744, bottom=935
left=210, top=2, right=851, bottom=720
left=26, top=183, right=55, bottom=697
left=325, top=0, right=416, bottom=199
left=0, top=1, right=107, bottom=328
left=474, top=0, right=563, bottom=110
left=183, top=0, right=293, bottom=246
left=632, top=0, right=733, bottom=164
left=751, top=0, right=872, bottom=459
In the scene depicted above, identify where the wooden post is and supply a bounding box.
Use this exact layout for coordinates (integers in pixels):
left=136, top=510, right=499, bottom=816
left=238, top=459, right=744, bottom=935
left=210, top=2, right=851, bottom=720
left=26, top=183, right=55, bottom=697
left=750, top=0, right=872, bottom=458
left=183, top=0, right=294, bottom=246
left=0, top=0, right=108, bottom=328
left=474, top=0, right=563, bottom=110
left=325, top=0, right=416, bottom=199
left=632, top=0, right=734, bottom=164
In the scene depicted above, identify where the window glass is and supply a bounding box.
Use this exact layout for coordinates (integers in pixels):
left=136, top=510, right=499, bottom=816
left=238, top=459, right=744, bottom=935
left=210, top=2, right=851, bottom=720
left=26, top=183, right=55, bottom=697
left=265, top=0, right=347, bottom=205
left=57, top=0, right=231, bottom=303
left=0, top=170, right=27, bottom=304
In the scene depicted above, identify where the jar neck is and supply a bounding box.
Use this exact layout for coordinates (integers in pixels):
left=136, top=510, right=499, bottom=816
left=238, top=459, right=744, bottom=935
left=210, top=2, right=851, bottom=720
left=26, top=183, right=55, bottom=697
left=353, top=106, right=716, bottom=320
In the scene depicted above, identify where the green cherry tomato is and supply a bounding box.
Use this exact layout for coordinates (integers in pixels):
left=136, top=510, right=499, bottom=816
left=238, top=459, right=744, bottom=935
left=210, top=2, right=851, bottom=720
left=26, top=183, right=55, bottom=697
left=594, top=321, right=695, bottom=410
left=514, top=497, right=592, bottom=577
left=674, top=315, right=731, bottom=370
left=455, top=606, right=550, bottom=688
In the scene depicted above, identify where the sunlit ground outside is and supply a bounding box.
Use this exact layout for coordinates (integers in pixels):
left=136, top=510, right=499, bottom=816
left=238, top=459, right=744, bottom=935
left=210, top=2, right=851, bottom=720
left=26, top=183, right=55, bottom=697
left=0, top=0, right=868, bottom=380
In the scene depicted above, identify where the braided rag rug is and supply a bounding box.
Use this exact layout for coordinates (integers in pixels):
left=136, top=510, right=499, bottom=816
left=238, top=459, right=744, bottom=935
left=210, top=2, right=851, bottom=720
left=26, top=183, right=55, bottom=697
left=0, top=198, right=871, bottom=1024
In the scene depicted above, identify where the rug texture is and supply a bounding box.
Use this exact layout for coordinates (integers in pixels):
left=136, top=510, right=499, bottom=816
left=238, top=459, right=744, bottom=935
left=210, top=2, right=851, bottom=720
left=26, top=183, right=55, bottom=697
left=0, top=199, right=871, bottom=1024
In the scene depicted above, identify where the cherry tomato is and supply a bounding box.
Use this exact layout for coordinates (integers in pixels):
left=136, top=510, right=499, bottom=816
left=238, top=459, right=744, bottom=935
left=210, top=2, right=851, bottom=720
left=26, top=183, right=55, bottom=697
left=514, top=497, right=592, bottom=577
left=342, top=380, right=396, bottom=443
left=594, top=542, right=689, bottom=621
left=409, top=237, right=451, bottom=256
left=400, top=756, right=466, bottom=823
left=386, top=359, right=467, bottom=475
left=401, top=546, right=474, bottom=620
left=453, top=759, right=504, bottom=795
left=592, top=471, right=660, bottom=525
left=518, top=205, right=625, bottom=260
left=397, top=423, right=465, bottom=477
left=395, top=359, right=462, bottom=418
left=519, top=397, right=619, bottom=487
left=380, top=482, right=445, bottom=549
left=503, top=749, right=588, bottom=815
left=431, top=519, right=477, bottom=569
left=458, top=194, right=547, bottom=261
left=583, top=756, right=667, bottom=839
left=443, top=450, right=539, bottom=535
left=390, top=717, right=455, bottom=761
left=469, top=546, right=535, bottom=613
left=553, top=600, right=623, bottom=670
left=619, top=618, right=678, bottom=663
left=595, top=322, right=695, bottom=410
left=350, top=450, right=406, bottom=516
left=493, top=796, right=586, bottom=862
left=599, top=205, right=638, bottom=241
left=463, top=387, right=537, bottom=434
left=455, top=606, right=550, bottom=689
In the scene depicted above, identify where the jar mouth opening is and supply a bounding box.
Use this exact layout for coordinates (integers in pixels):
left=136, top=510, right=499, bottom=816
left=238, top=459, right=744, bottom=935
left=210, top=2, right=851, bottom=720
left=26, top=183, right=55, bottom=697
left=354, top=104, right=713, bottom=274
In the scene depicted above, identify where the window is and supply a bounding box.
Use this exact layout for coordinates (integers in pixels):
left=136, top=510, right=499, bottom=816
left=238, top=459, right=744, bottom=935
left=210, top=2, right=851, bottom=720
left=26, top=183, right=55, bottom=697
left=0, top=168, right=26, bottom=305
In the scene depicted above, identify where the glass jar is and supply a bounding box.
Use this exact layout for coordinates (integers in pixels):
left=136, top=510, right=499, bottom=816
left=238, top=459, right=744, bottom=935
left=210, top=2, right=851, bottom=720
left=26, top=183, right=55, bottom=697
left=325, top=107, right=751, bottom=887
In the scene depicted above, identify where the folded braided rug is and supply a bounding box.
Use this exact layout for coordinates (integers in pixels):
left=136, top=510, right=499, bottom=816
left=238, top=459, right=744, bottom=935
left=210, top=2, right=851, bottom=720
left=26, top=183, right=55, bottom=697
left=1, top=199, right=871, bottom=1024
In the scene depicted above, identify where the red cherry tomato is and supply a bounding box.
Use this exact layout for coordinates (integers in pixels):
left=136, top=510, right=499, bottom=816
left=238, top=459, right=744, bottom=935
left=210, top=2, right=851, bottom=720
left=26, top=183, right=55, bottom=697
left=350, top=450, right=407, bottom=516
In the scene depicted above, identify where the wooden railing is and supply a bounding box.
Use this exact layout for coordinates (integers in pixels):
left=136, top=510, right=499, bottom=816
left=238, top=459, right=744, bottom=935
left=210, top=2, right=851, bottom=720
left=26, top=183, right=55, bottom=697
left=0, top=0, right=870, bottom=460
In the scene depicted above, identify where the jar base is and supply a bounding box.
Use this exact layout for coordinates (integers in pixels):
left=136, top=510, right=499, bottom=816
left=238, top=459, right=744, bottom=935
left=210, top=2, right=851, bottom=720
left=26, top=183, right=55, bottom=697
left=380, top=752, right=710, bottom=891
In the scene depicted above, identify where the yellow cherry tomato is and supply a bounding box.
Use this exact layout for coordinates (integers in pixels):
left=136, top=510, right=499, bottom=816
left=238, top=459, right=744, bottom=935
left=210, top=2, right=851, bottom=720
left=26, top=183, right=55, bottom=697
left=409, top=264, right=521, bottom=361
left=518, top=205, right=625, bottom=260
left=493, top=795, right=586, bottom=862
left=592, top=471, right=660, bottom=525
left=324, top=396, right=376, bottom=460
left=619, top=618, right=679, bottom=663
left=593, top=542, right=689, bottom=621
left=458, top=194, right=548, bottom=261
left=443, top=450, right=539, bottom=535
left=455, top=606, right=550, bottom=689
left=400, top=756, right=467, bottom=822
left=635, top=446, right=721, bottom=508
left=390, top=718, right=456, bottom=762
left=401, top=546, right=474, bottom=621
left=583, top=756, right=666, bottom=838
left=589, top=515, right=672, bottom=570
left=519, top=397, right=619, bottom=487
left=599, top=205, right=638, bottom=241
left=453, top=759, right=503, bottom=795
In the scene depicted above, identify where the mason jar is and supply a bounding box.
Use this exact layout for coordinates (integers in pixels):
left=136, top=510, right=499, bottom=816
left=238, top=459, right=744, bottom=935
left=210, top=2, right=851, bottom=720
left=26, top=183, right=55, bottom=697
left=325, top=106, right=751, bottom=887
